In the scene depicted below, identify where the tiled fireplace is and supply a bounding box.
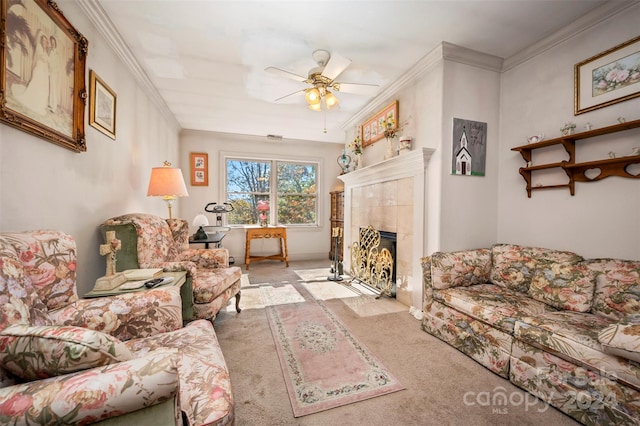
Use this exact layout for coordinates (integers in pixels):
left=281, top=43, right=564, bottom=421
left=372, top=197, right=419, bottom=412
left=338, top=148, right=434, bottom=316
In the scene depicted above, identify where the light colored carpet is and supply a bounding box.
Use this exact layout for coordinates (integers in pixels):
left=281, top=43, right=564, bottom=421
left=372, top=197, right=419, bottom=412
left=264, top=284, right=404, bottom=417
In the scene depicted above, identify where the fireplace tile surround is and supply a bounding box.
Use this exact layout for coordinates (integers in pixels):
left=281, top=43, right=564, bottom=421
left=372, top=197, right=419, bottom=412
left=338, top=148, right=434, bottom=316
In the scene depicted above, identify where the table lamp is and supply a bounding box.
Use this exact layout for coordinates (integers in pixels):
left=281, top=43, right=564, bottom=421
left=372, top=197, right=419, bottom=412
left=147, top=161, right=189, bottom=219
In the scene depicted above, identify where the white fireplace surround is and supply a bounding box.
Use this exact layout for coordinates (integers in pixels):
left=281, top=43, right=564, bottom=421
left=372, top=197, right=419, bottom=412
left=338, top=148, right=434, bottom=316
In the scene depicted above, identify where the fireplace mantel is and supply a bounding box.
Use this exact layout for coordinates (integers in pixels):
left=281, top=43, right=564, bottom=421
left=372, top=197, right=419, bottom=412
left=338, top=148, right=434, bottom=187
left=338, top=148, right=434, bottom=318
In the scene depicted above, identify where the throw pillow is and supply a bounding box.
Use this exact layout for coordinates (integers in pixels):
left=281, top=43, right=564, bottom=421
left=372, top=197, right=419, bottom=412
left=0, top=324, right=133, bottom=380
left=431, top=249, right=491, bottom=290
left=528, top=262, right=595, bottom=312
left=598, top=314, right=640, bottom=363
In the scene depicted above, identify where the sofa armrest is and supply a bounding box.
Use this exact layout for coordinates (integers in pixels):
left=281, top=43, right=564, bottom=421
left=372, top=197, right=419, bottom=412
left=178, top=248, right=230, bottom=268
left=50, top=286, right=183, bottom=341
left=598, top=314, right=640, bottom=363
left=161, top=261, right=197, bottom=277
left=420, top=256, right=434, bottom=307
left=0, top=352, right=180, bottom=425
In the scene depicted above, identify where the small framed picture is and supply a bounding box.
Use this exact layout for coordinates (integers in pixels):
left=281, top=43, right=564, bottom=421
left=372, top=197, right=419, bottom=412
left=360, top=100, right=398, bottom=147
left=89, top=70, right=116, bottom=139
left=190, top=152, right=208, bottom=186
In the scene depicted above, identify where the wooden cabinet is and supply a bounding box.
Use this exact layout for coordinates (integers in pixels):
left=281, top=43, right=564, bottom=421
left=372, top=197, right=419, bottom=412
left=511, top=118, right=640, bottom=197
left=329, top=190, right=344, bottom=261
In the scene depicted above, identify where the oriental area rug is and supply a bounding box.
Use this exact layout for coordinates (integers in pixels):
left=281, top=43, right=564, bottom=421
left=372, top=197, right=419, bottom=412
left=263, top=284, right=405, bottom=417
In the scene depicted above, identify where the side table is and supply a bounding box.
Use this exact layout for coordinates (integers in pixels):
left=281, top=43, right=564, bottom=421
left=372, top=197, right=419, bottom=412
left=85, top=271, right=193, bottom=321
left=244, top=226, right=289, bottom=270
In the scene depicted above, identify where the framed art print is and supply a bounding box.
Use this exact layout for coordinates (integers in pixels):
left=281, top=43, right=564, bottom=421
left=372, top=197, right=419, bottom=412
left=1, top=0, right=88, bottom=152
left=190, top=152, right=208, bottom=186
left=89, top=70, right=116, bottom=139
left=360, top=100, right=398, bottom=147
left=575, top=35, right=640, bottom=115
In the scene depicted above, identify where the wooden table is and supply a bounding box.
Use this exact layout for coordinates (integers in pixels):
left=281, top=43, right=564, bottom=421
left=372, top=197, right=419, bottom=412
left=244, top=226, right=289, bottom=270
left=85, top=271, right=193, bottom=320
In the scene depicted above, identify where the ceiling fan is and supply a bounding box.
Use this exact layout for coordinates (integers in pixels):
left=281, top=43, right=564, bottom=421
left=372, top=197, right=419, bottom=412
left=265, top=49, right=379, bottom=111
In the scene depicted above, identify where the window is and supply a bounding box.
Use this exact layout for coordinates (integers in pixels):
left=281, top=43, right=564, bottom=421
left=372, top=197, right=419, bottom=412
left=225, top=158, right=318, bottom=226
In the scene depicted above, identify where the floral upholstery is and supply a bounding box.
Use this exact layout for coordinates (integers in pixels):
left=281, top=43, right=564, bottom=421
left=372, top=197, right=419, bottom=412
left=528, top=262, right=596, bottom=312
left=422, top=244, right=640, bottom=424
left=102, top=213, right=242, bottom=321
left=585, top=258, right=640, bottom=320
left=598, top=314, right=640, bottom=363
left=430, top=248, right=491, bottom=289
left=490, top=244, right=583, bottom=294
left=0, top=324, right=133, bottom=380
left=0, top=229, right=236, bottom=425
left=126, top=320, right=235, bottom=426
left=435, top=284, right=556, bottom=333
left=510, top=339, right=640, bottom=425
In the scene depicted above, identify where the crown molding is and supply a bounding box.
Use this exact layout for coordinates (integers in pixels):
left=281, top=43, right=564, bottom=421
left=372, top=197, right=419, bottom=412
left=342, top=42, right=501, bottom=131
left=503, top=1, right=638, bottom=71
left=75, top=0, right=180, bottom=128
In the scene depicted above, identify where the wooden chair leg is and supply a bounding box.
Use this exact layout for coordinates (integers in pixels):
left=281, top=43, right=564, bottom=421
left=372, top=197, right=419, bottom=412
left=235, top=290, right=241, bottom=313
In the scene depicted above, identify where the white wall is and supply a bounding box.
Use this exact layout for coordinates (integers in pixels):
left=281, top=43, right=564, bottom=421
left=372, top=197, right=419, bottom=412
left=499, top=4, right=640, bottom=260
left=0, top=1, right=181, bottom=295
left=178, top=130, right=344, bottom=263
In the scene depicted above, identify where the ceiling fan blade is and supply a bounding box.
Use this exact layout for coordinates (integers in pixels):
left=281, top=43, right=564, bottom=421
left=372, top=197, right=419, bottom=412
left=265, top=66, right=308, bottom=83
left=332, top=82, right=379, bottom=95
left=321, top=52, right=351, bottom=81
left=274, top=89, right=305, bottom=102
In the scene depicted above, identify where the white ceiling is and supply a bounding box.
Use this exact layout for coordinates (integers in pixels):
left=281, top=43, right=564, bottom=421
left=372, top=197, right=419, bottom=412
left=94, top=0, right=612, bottom=144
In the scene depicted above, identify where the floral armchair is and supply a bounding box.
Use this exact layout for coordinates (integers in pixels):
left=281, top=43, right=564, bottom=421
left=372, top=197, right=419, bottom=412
left=0, top=230, right=235, bottom=425
left=101, top=213, right=242, bottom=321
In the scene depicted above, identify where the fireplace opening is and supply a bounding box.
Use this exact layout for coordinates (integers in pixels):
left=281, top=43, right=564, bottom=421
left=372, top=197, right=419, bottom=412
left=350, top=226, right=397, bottom=298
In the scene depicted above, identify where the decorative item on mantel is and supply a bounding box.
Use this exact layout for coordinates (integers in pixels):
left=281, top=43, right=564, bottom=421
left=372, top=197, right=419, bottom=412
left=337, top=149, right=352, bottom=174
left=560, top=122, right=576, bottom=136
left=382, top=114, right=400, bottom=159
left=257, top=200, right=269, bottom=227
left=348, top=134, right=363, bottom=170
left=398, top=136, right=412, bottom=155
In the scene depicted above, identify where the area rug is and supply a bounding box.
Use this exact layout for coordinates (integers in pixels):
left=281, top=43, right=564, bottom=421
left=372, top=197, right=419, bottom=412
left=264, top=286, right=405, bottom=417
left=294, top=268, right=351, bottom=282
left=302, top=281, right=360, bottom=301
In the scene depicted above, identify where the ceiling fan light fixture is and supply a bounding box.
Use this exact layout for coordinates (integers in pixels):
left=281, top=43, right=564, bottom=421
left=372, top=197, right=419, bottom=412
left=324, top=91, right=339, bottom=110
left=305, top=88, right=321, bottom=105
left=308, top=102, right=322, bottom=111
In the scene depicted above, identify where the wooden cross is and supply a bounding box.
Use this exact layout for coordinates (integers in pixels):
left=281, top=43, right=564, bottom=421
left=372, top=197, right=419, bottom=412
left=100, top=231, right=121, bottom=276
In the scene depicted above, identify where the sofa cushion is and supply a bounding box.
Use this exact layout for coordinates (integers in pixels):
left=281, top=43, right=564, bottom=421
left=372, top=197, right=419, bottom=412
left=0, top=324, right=133, bottom=380
left=490, top=244, right=583, bottom=294
left=434, top=283, right=556, bottom=333
left=598, top=314, right=640, bottom=363
left=192, top=267, right=241, bottom=304
left=585, top=259, right=640, bottom=320
left=515, top=311, right=640, bottom=391
left=528, top=262, right=596, bottom=312
left=430, top=249, right=491, bottom=290
left=1, top=231, right=79, bottom=311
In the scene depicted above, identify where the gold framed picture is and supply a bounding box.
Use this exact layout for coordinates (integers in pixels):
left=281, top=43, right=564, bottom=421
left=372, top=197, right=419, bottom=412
left=1, top=0, right=88, bottom=152
left=190, top=152, right=208, bottom=186
left=89, top=70, right=116, bottom=139
left=360, top=100, right=399, bottom=147
left=575, top=35, right=640, bottom=115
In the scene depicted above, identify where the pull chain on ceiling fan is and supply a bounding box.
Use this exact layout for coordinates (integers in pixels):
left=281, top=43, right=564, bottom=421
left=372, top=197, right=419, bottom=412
left=266, top=49, right=379, bottom=112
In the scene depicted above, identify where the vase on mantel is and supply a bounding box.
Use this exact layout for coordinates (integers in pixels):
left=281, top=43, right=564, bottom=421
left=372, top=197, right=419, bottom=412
left=353, top=153, right=363, bottom=170
left=384, top=137, right=396, bottom=160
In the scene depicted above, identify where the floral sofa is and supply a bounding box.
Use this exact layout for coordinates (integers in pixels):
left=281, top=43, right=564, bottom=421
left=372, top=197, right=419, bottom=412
left=101, top=213, right=242, bottom=321
left=0, top=230, right=234, bottom=425
left=421, top=244, right=640, bottom=425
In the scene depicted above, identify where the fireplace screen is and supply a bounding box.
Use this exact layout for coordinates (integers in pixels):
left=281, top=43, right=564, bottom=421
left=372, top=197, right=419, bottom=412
left=350, top=226, right=394, bottom=297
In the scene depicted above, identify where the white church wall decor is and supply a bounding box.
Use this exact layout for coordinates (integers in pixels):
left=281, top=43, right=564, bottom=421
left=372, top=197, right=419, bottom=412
left=451, top=118, right=487, bottom=176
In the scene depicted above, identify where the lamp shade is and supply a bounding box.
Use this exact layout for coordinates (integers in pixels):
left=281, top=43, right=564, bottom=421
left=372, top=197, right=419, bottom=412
left=147, top=164, right=189, bottom=198
left=324, top=91, right=339, bottom=109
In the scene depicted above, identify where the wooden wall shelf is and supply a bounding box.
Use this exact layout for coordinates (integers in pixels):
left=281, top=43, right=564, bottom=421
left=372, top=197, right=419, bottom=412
left=511, top=118, right=640, bottom=197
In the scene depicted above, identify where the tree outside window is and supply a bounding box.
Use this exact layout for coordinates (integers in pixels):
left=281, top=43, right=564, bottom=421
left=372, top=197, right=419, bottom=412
left=226, top=158, right=318, bottom=226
